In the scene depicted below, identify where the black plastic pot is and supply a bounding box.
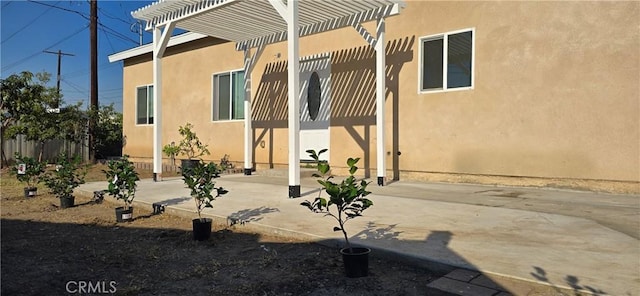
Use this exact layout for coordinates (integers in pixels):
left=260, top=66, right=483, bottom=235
left=340, top=247, right=371, bottom=278
left=180, top=159, right=200, bottom=177
left=59, top=196, right=75, bottom=209
left=115, top=207, right=134, bottom=222
left=23, top=187, right=37, bottom=198
left=192, top=218, right=212, bottom=241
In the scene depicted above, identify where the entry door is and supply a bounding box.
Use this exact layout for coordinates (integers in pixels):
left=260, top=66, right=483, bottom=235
left=300, top=56, right=330, bottom=161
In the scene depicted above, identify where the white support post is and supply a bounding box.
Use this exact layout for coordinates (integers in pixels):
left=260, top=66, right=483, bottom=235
left=152, top=22, right=175, bottom=182
left=242, top=45, right=264, bottom=176
left=375, top=18, right=386, bottom=186
left=287, top=0, right=300, bottom=198
left=243, top=47, right=253, bottom=176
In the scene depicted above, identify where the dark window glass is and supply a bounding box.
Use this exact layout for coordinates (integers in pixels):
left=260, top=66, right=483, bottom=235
left=447, top=31, right=472, bottom=88
left=147, top=85, right=154, bottom=124
left=136, top=87, right=148, bottom=124
left=217, top=74, right=230, bottom=120
left=422, top=38, right=444, bottom=90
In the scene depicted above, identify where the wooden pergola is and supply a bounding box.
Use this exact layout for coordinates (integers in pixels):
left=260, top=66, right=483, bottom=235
left=131, top=0, right=404, bottom=197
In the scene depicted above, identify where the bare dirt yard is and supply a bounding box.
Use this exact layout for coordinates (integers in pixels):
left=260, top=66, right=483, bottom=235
left=1, top=165, right=440, bottom=295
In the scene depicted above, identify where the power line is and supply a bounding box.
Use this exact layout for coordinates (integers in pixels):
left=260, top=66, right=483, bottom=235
left=99, top=26, right=115, bottom=52
left=26, top=0, right=89, bottom=20
left=61, top=79, right=88, bottom=96
left=64, top=62, right=119, bottom=79
left=98, top=7, right=130, bottom=26
left=43, top=49, right=75, bottom=108
left=98, top=20, right=139, bottom=45
left=1, top=1, right=61, bottom=45
left=1, top=25, right=88, bottom=73
left=101, top=87, right=123, bottom=92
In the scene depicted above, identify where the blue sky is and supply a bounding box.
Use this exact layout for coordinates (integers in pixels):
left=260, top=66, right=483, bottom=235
left=1, top=0, right=159, bottom=112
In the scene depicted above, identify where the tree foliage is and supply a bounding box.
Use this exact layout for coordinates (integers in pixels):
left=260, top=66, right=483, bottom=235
left=177, top=123, right=210, bottom=160
left=1, top=72, right=53, bottom=165
left=0, top=71, right=86, bottom=163
left=90, top=103, right=123, bottom=159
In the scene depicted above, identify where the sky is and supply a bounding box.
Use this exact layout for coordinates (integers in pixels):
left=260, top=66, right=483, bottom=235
left=1, top=0, right=160, bottom=112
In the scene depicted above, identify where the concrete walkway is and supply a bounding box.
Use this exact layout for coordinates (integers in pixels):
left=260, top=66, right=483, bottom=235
left=77, top=173, right=640, bottom=296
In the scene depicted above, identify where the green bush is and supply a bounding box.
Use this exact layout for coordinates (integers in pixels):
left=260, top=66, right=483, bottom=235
left=10, top=152, right=46, bottom=188
left=42, top=154, right=86, bottom=199
left=103, top=155, right=139, bottom=210
left=183, top=161, right=227, bottom=220
left=301, top=149, right=373, bottom=252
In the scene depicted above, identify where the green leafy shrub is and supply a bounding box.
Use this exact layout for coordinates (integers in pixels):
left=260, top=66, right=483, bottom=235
left=162, top=143, right=180, bottom=165
left=10, top=152, right=46, bottom=188
left=42, top=154, right=87, bottom=199
left=183, top=161, right=228, bottom=220
left=301, top=149, right=373, bottom=252
left=103, top=155, right=139, bottom=210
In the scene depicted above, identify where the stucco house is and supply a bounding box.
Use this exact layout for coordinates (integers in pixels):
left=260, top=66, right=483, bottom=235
left=109, top=0, right=639, bottom=195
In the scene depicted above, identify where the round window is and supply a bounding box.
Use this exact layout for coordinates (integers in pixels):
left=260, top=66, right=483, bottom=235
left=307, top=72, right=321, bottom=120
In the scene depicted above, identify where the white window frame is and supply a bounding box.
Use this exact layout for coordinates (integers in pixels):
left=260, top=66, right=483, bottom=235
left=418, top=28, right=475, bottom=94
left=212, top=68, right=245, bottom=122
left=135, top=84, right=153, bottom=125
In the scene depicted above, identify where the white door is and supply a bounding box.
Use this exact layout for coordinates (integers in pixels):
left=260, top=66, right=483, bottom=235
left=300, top=56, right=330, bottom=161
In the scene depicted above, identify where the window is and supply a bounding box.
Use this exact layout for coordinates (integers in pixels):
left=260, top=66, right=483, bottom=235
left=136, top=85, right=153, bottom=124
left=213, top=70, right=245, bottom=121
left=307, top=71, right=321, bottom=120
left=419, top=29, right=474, bottom=92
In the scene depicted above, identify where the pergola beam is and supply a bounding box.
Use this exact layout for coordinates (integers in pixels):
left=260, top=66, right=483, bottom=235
left=236, top=3, right=401, bottom=50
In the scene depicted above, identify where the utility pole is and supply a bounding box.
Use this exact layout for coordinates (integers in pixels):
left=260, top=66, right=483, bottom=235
left=89, top=0, right=98, bottom=162
left=43, top=50, right=75, bottom=108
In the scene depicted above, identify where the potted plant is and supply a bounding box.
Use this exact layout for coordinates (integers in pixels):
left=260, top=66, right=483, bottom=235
left=163, top=142, right=180, bottom=167
left=10, top=152, right=46, bottom=198
left=42, top=153, right=87, bottom=208
left=177, top=123, right=210, bottom=177
left=183, top=160, right=227, bottom=241
left=301, top=149, right=374, bottom=278
left=103, top=155, right=139, bottom=222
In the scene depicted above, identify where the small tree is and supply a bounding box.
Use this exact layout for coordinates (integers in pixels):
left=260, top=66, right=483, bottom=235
left=103, top=155, right=139, bottom=211
left=177, top=123, right=210, bottom=160
left=162, top=143, right=180, bottom=166
left=42, top=153, right=87, bottom=200
left=10, top=152, right=46, bottom=190
left=183, top=161, right=227, bottom=220
left=301, top=149, right=373, bottom=253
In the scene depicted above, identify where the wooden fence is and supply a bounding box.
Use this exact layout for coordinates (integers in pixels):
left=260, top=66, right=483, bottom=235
left=1, top=135, right=89, bottom=164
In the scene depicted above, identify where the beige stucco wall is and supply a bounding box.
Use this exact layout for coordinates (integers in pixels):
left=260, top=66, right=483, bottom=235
left=119, top=1, right=639, bottom=192
left=123, top=39, right=247, bottom=166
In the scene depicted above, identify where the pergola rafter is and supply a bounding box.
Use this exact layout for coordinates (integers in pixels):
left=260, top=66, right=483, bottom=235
left=131, top=0, right=404, bottom=196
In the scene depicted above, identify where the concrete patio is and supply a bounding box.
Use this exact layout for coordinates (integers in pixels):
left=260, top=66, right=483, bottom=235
left=77, top=173, right=640, bottom=296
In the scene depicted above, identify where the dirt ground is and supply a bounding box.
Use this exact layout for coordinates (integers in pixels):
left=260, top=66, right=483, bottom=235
left=1, top=165, right=440, bottom=296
